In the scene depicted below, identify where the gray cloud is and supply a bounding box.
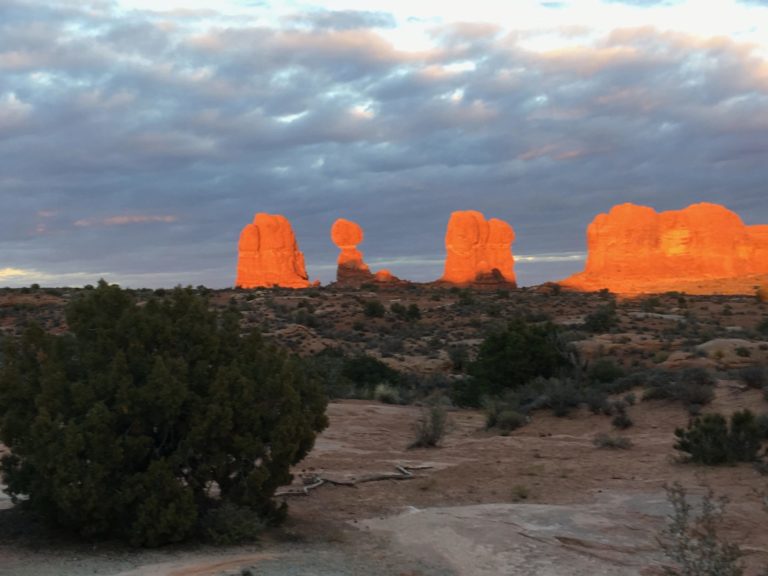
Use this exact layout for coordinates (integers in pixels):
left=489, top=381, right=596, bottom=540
left=283, top=9, right=397, bottom=30
left=1, top=1, right=767, bottom=287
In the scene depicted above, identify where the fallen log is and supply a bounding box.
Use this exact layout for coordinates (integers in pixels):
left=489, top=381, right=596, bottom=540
left=275, top=464, right=432, bottom=497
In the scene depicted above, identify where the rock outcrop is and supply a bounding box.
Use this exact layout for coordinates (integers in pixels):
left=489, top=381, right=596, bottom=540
left=561, top=202, right=768, bottom=293
left=235, top=213, right=310, bottom=289
left=374, top=269, right=400, bottom=283
left=440, top=210, right=516, bottom=286
left=330, top=218, right=404, bottom=286
left=331, top=218, right=375, bottom=286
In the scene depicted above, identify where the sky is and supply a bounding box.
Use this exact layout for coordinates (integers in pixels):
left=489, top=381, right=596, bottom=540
left=1, top=0, right=767, bottom=288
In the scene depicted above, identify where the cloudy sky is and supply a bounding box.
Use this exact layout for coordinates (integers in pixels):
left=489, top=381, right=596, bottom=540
left=1, top=0, right=767, bottom=288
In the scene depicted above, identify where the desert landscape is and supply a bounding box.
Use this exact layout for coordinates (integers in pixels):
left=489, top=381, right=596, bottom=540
left=3, top=1, right=768, bottom=574
left=2, top=281, right=768, bottom=575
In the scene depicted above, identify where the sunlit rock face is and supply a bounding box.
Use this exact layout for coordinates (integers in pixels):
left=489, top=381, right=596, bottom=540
left=562, top=202, right=768, bottom=293
left=331, top=218, right=374, bottom=286
left=374, top=269, right=400, bottom=283
left=440, top=210, right=517, bottom=286
left=235, top=213, right=310, bottom=289
left=331, top=218, right=404, bottom=286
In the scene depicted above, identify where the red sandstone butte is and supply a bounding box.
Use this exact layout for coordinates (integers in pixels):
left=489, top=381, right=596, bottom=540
left=441, top=210, right=517, bottom=286
left=331, top=218, right=374, bottom=286
left=235, top=213, right=310, bottom=289
left=561, top=202, right=768, bottom=293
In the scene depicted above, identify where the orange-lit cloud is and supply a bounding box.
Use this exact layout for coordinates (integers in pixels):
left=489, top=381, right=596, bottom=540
left=0, top=267, right=36, bottom=280
left=74, top=215, right=178, bottom=227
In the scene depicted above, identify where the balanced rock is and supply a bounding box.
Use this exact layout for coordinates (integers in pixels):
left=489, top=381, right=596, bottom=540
left=561, top=202, right=768, bottom=293
left=331, top=218, right=375, bottom=286
left=441, top=210, right=517, bottom=286
left=236, top=213, right=310, bottom=289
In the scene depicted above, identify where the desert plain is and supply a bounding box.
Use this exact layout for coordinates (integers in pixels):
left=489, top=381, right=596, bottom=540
left=2, top=282, right=768, bottom=575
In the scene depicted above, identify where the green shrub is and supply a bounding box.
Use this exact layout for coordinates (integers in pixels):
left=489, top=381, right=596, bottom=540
left=584, top=389, right=609, bottom=414
left=462, top=319, right=571, bottom=406
left=201, top=502, right=266, bottom=545
left=409, top=404, right=448, bottom=448
left=0, top=282, right=328, bottom=546
left=363, top=300, right=385, bottom=318
left=341, top=354, right=400, bottom=388
left=737, top=366, right=768, bottom=389
left=496, top=410, right=527, bottom=435
left=456, top=289, right=475, bottom=307
left=390, top=301, right=421, bottom=322
left=644, top=367, right=715, bottom=407
left=373, top=383, right=401, bottom=404
left=660, top=483, right=744, bottom=576
left=674, top=410, right=761, bottom=465
left=612, top=411, right=634, bottom=430
left=294, top=308, right=318, bottom=328
left=756, top=413, right=768, bottom=439
left=583, top=303, right=618, bottom=333
left=593, top=433, right=632, bottom=449
left=728, top=410, right=762, bottom=462
left=641, top=297, right=661, bottom=312
left=406, top=304, right=421, bottom=321
left=483, top=393, right=527, bottom=434
left=448, top=344, right=469, bottom=372
left=589, top=358, right=625, bottom=383
left=541, top=377, right=581, bottom=417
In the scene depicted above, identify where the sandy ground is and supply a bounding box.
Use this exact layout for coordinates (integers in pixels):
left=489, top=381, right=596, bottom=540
left=3, top=392, right=768, bottom=575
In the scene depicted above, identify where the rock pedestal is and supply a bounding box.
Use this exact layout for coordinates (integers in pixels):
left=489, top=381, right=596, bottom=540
left=331, top=218, right=375, bottom=286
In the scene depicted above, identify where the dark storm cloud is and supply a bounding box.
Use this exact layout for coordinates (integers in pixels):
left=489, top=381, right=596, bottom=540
left=1, top=1, right=767, bottom=287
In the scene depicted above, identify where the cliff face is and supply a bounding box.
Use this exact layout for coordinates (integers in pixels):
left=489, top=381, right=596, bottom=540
left=441, top=210, right=516, bottom=286
left=562, top=202, right=768, bottom=293
left=235, top=213, right=310, bottom=289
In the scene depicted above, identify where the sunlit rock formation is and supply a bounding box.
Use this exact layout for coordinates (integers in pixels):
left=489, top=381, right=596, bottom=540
left=236, top=213, right=310, bottom=289
left=561, top=202, right=768, bottom=293
left=331, top=218, right=404, bottom=286
left=374, top=269, right=401, bottom=283
left=440, top=210, right=517, bottom=286
left=331, top=218, right=374, bottom=286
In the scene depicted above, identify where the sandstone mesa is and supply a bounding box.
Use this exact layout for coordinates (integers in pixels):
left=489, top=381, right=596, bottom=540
left=236, top=213, right=310, bottom=289
left=561, top=202, right=768, bottom=293
left=441, top=210, right=517, bottom=286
